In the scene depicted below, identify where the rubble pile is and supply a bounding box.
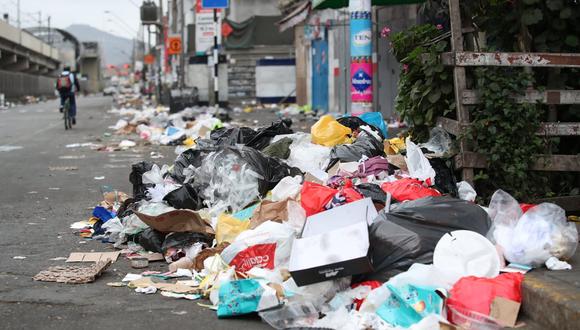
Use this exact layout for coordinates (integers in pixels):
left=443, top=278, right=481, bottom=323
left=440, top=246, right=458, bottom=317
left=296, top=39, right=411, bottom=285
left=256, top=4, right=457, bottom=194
left=42, top=106, right=578, bottom=329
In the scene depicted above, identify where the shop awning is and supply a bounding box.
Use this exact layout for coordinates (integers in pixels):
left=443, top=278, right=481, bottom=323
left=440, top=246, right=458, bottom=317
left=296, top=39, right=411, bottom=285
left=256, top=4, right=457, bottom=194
left=312, top=0, right=425, bottom=10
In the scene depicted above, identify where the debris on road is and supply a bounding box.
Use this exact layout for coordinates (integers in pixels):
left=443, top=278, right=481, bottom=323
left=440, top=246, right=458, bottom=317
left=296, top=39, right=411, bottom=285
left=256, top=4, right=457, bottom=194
left=39, top=96, right=579, bottom=329
left=33, top=261, right=112, bottom=284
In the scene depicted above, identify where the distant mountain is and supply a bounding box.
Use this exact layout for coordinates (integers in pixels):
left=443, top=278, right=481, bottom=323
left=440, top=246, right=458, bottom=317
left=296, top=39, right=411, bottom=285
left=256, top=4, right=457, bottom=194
left=66, top=24, right=133, bottom=66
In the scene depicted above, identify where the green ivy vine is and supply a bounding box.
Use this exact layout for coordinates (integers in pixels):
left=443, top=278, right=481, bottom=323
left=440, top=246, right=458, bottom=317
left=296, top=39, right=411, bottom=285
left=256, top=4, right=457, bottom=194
left=467, top=68, right=547, bottom=200
left=389, top=24, right=455, bottom=142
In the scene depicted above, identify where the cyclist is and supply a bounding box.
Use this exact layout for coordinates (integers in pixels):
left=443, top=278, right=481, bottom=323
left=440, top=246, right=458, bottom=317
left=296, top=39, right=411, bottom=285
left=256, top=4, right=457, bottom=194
left=56, top=66, right=81, bottom=125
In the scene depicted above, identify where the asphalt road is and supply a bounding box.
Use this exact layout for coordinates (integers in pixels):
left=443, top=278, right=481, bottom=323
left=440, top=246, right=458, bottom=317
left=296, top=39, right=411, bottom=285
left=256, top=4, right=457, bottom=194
left=0, top=96, right=270, bottom=330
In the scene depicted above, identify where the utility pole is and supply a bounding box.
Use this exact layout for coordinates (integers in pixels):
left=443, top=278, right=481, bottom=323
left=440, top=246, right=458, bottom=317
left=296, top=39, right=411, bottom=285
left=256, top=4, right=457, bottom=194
left=212, top=8, right=218, bottom=106
left=179, top=0, right=185, bottom=89
left=17, top=0, right=20, bottom=29
left=38, top=11, right=41, bottom=29
left=48, top=16, right=51, bottom=45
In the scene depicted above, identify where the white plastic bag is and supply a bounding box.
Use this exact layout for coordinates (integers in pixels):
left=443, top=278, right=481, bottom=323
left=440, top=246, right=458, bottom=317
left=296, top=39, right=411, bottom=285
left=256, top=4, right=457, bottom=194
left=487, top=190, right=579, bottom=267
left=271, top=176, right=302, bottom=202
left=220, top=221, right=295, bottom=272
left=457, top=181, right=477, bottom=202
left=405, top=137, right=436, bottom=185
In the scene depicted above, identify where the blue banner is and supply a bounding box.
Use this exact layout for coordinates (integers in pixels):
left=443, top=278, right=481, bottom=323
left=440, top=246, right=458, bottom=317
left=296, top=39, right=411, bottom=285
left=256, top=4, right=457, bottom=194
left=350, top=17, right=372, bottom=57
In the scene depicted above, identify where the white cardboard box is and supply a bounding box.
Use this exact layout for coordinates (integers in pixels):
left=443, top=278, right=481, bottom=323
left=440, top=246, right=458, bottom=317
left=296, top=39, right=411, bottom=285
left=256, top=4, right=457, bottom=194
left=289, top=198, right=377, bottom=286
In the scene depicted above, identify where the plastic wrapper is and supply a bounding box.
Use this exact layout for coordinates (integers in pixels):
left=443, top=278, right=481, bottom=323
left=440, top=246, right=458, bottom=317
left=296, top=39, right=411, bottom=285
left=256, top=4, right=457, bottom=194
left=210, top=126, right=258, bottom=146
left=329, top=126, right=384, bottom=164
left=262, top=137, right=293, bottom=159
left=215, top=213, right=251, bottom=244
left=259, top=301, right=319, bottom=329
left=376, top=283, right=444, bottom=328
left=355, top=183, right=387, bottom=205
left=418, top=127, right=452, bottom=155
left=246, top=120, right=293, bottom=150
left=405, top=137, right=436, bottom=185
left=311, top=115, right=352, bottom=147
left=170, top=147, right=217, bottom=183
left=337, top=115, right=384, bottom=139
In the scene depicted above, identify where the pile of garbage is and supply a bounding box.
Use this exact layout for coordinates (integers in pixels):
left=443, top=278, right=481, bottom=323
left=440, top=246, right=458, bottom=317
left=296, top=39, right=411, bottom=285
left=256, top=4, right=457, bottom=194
left=55, top=112, right=578, bottom=329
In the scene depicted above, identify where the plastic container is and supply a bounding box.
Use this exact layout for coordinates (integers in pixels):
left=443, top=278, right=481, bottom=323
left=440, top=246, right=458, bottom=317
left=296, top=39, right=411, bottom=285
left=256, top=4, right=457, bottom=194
left=447, top=305, right=501, bottom=330
left=130, top=257, right=149, bottom=269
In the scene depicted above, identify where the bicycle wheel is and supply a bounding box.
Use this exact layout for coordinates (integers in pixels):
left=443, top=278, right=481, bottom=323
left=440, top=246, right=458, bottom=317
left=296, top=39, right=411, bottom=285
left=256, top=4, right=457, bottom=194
left=64, top=99, right=71, bottom=130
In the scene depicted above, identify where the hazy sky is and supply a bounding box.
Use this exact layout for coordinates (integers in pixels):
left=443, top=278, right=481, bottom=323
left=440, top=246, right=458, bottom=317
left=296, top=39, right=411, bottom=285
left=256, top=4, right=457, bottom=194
left=0, top=0, right=144, bottom=39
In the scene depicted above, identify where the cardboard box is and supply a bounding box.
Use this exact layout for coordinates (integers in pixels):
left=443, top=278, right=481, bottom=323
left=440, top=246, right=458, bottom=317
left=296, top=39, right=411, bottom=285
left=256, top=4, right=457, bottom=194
left=289, top=198, right=377, bottom=286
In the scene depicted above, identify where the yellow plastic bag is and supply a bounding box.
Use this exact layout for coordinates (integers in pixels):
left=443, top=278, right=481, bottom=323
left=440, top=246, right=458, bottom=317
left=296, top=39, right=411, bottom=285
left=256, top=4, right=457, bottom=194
left=311, top=115, right=352, bottom=147
left=215, top=213, right=251, bottom=244
left=385, top=137, right=406, bottom=155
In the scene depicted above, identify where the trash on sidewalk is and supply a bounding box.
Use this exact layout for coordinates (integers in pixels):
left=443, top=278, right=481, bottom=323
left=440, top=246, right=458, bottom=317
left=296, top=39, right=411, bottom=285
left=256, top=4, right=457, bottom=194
left=33, top=261, right=112, bottom=284
left=66, top=251, right=121, bottom=263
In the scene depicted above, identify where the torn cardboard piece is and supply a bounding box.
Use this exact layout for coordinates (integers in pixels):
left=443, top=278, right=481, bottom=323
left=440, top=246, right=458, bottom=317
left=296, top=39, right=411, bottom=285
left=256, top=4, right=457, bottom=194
left=33, top=261, right=111, bottom=284
left=67, top=251, right=121, bottom=263
left=490, top=296, right=521, bottom=328
left=134, top=209, right=214, bottom=235
left=249, top=199, right=290, bottom=229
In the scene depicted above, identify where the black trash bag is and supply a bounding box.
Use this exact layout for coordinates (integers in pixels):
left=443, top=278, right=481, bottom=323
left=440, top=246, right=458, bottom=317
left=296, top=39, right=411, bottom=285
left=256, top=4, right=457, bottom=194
left=355, top=183, right=387, bottom=205
left=163, top=184, right=205, bottom=210
left=386, top=195, right=491, bottom=257
left=210, top=126, right=258, bottom=146
left=328, top=129, right=384, bottom=167
left=262, top=137, right=293, bottom=159
left=358, top=196, right=491, bottom=282
left=429, top=158, right=458, bottom=197
left=246, top=120, right=293, bottom=150
left=161, top=232, right=213, bottom=255
left=137, top=228, right=166, bottom=253
left=129, top=161, right=155, bottom=201
left=219, top=146, right=302, bottom=196
left=171, top=146, right=217, bottom=183
left=355, top=220, right=427, bottom=282
left=337, top=116, right=384, bottom=139
left=116, top=198, right=136, bottom=219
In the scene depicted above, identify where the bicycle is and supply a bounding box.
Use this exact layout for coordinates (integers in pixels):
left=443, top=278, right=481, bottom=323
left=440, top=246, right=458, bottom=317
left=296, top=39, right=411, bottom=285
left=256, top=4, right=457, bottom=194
left=63, top=97, right=72, bottom=130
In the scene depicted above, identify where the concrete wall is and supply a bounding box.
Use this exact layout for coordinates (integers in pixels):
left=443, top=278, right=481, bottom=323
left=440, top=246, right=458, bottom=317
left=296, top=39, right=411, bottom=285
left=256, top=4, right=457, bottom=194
left=228, top=0, right=281, bottom=22
left=79, top=58, right=101, bottom=93
left=0, top=69, right=56, bottom=100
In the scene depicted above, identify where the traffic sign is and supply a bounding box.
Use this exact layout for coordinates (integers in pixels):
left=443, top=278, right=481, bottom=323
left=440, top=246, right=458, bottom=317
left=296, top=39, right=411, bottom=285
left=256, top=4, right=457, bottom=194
left=167, top=36, right=182, bottom=55
left=201, top=0, right=229, bottom=9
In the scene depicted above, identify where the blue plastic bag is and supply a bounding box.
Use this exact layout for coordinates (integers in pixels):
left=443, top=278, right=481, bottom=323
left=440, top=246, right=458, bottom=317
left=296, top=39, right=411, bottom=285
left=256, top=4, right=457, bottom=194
left=376, top=283, right=443, bottom=328
left=359, top=112, right=388, bottom=139
left=92, top=206, right=115, bottom=223
left=217, top=279, right=281, bottom=318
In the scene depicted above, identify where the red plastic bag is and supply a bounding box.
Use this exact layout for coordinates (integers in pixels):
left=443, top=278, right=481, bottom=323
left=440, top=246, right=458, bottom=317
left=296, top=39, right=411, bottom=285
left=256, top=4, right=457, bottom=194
left=300, top=181, right=337, bottom=216
left=381, top=178, right=441, bottom=202
left=447, top=273, right=524, bottom=318
left=351, top=280, right=382, bottom=311
left=520, top=203, right=536, bottom=213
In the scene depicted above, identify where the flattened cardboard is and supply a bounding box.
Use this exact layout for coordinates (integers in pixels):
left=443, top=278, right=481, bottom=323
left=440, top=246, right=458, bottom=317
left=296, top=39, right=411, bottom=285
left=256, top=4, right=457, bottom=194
left=490, top=296, right=521, bottom=328
left=289, top=198, right=376, bottom=286
left=33, top=261, right=111, bottom=284
left=386, top=154, right=407, bottom=171
left=134, top=209, right=214, bottom=234
left=67, top=251, right=121, bottom=263
left=250, top=199, right=289, bottom=229
left=304, top=172, right=324, bottom=185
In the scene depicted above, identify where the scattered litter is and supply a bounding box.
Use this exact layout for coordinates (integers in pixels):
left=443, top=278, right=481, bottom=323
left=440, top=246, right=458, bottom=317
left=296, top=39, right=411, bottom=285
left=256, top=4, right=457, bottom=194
left=170, top=311, right=188, bottom=316
left=49, top=166, right=79, bottom=171
left=135, top=286, right=157, bottom=294
left=13, top=256, right=26, bottom=260
left=107, top=282, right=126, bottom=287
left=0, top=145, right=23, bottom=152
left=33, top=261, right=111, bottom=284
left=94, top=176, right=106, bottom=180
left=58, top=155, right=86, bottom=160
left=49, top=257, right=68, bottom=261
left=66, top=252, right=121, bottom=263
left=161, top=292, right=202, bottom=300
left=49, top=187, right=61, bottom=191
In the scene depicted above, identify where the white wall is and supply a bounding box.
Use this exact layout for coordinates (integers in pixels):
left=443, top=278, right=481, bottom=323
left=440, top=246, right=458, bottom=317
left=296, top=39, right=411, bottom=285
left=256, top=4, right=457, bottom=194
left=228, top=0, right=280, bottom=22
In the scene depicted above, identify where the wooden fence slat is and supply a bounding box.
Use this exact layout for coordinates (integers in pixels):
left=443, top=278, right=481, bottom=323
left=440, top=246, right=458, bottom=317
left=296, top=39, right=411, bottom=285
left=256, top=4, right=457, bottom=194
left=462, top=90, right=580, bottom=105
left=442, top=52, right=580, bottom=67
left=454, top=152, right=580, bottom=171
left=437, top=117, right=580, bottom=136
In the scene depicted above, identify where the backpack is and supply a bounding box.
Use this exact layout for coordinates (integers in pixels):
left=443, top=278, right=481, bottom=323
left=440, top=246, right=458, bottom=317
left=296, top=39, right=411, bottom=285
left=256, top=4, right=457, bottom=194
left=57, top=74, right=72, bottom=91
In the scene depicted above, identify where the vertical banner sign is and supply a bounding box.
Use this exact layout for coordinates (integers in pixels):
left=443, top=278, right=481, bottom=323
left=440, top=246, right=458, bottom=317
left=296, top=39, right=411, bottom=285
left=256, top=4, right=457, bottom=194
left=349, top=0, right=372, bottom=115
left=350, top=60, right=372, bottom=102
